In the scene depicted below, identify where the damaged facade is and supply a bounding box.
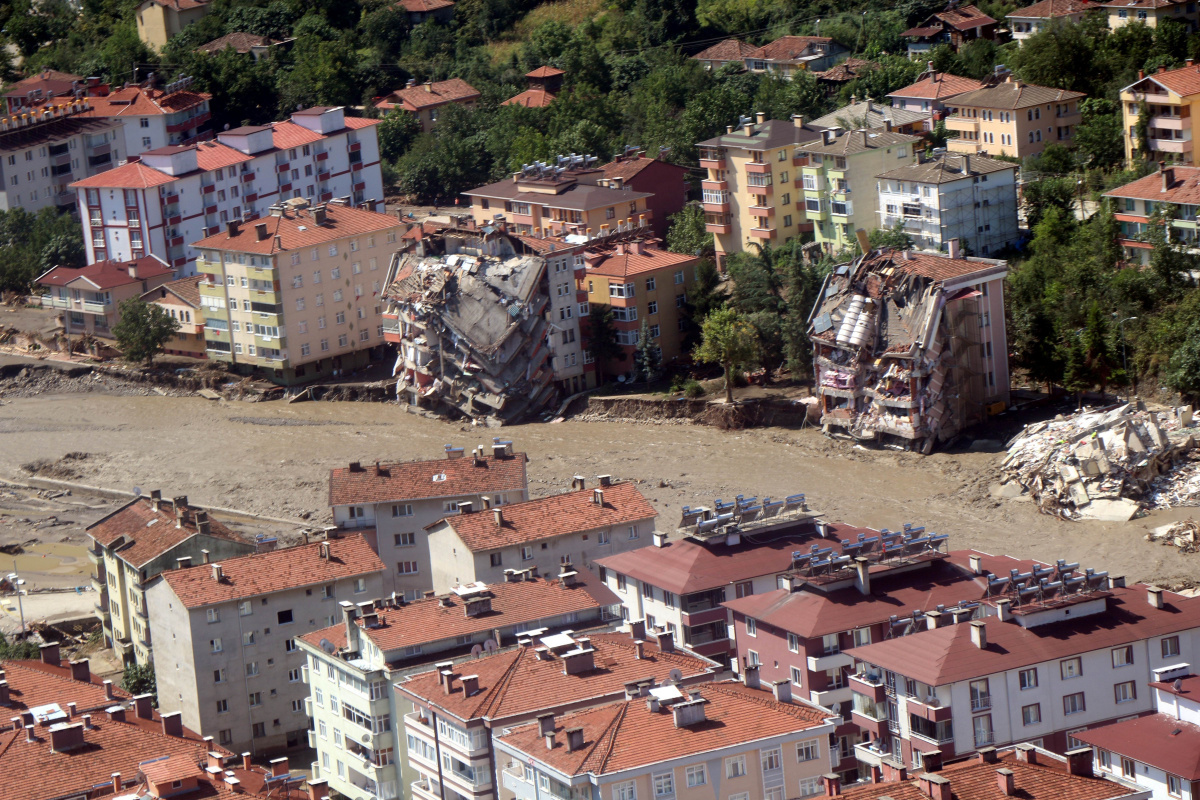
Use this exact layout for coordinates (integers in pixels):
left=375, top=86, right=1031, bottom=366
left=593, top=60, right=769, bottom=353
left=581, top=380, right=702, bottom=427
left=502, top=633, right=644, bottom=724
left=381, top=224, right=556, bottom=423
left=809, top=243, right=1009, bottom=452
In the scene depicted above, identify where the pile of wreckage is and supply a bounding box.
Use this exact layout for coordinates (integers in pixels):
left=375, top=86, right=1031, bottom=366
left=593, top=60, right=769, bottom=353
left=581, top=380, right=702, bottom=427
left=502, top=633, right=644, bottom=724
left=1148, top=519, right=1200, bottom=553
left=998, top=403, right=1199, bottom=521
left=381, top=241, right=555, bottom=424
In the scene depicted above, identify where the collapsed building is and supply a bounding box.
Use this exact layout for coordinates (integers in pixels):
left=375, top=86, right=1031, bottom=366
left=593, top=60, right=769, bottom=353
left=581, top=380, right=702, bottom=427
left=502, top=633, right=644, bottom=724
left=381, top=223, right=556, bottom=424
left=808, top=241, right=1010, bottom=452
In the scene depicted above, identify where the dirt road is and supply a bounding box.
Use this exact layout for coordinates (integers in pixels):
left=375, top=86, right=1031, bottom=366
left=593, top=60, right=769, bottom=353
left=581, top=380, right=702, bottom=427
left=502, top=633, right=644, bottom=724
left=1, top=389, right=1198, bottom=587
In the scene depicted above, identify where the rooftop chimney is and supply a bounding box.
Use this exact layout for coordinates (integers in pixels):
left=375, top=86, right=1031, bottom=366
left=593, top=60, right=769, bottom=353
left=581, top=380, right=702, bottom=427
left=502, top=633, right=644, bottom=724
left=919, top=772, right=951, bottom=800
left=103, top=680, right=115, bottom=700
left=628, top=619, right=646, bottom=641
left=307, top=779, right=329, bottom=800
left=106, top=705, right=125, bottom=723
left=1065, top=747, right=1093, bottom=777
left=968, top=555, right=982, bottom=575
left=792, top=114, right=804, bottom=129
left=925, top=610, right=942, bottom=630
left=562, top=647, right=595, bottom=675
left=634, top=640, right=645, bottom=660
left=39, top=642, right=60, bottom=666
left=881, top=759, right=907, bottom=782
left=243, top=752, right=253, bottom=771
left=565, top=727, right=585, bottom=751
left=134, top=694, right=153, bottom=720
left=460, top=675, right=480, bottom=696
left=212, top=564, right=223, bottom=582
left=538, top=714, right=555, bottom=736
left=671, top=697, right=708, bottom=728
left=742, top=664, right=760, bottom=689
left=996, top=768, right=1015, bottom=796
left=271, top=757, right=289, bottom=777
left=1163, top=163, right=1174, bottom=192
left=854, top=556, right=871, bottom=595
left=822, top=774, right=840, bottom=798
left=1014, top=743, right=1037, bottom=764
left=977, top=747, right=998, bottom=764
left=655, top=629, right=675, bottom=653
left=970, top=620, right=987, bottom=649
left=995, top=598, right=1012, bottom=622
left=24, top=724, right=35, bottom=743
left=756, top=111, right=766, bottom=125
left=922, top=750, right=943, bottom=772
left=948, top=238, right=962, bottom=260
left=771, top=679, right=792, bottom=704
left=255, top=222, right=269, bottom=241
left=652, top=531, right=668, bottom=548
left=593, top=489, right=604, bottom=506
left=1149, top=586, right=1165, bottom=609
left=493, top=508, right=503, bottom=526
left=0, top=682, right=9, bottom=706
left=161, top=711, right=183, bottom=737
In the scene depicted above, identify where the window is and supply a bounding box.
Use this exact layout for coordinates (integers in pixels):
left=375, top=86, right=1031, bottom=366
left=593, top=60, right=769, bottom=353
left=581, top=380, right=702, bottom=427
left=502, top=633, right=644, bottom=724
left=239, top=600, right=252, bottom=616
left=395, top=532, right=415, bottom=547
left=726, top=755, right=746, bottom=778
left=522, top=546, right=534, bottom=561
left=397, top=561, right=418, bottom=574
left=216, top=699, right=228, bottom=713
left=1061, top=657, right=1082, bottom=679
left=1112, top=646, right=1133, bottom=667
left=674, top=270, right=685, bottom=285
left=973, top=715, right=994, bottom=747
left=392, top=504, right=413, bottom=517
left=1163, top=636, right=1181, bottom=657
left=969, top=679, right=991, bottom=711
left=1063, top=692, right=1086, bottom=715
left=288, top=668, right=302, bottom=682
left=787, top=633, right=800, bottom=652
left=214, top=669, right=226, bottom=683
left=252, top=722, right=266, bottom=738
left=246, top=661, right=259, bottom=676
left=796, top=739, right=819, bottom=762
left=490, top=552, right=503, bottom=567
left=1168, top=774, right=1183, bottom=797
left=798, top=777, right=822, bottom=798
left=210, top=638, right=222, bottom=653
left=647, top=300, right=658, bottom=315
left=685, top=765, right=706, bottom=787
left=1114, top=681, right=1136, bottom=704
left=747, top=650, right=760, bottom=667
left=206, top=609, right=220, bottom=623
left=852, top=628, right=871, bottom=647
left=653, top=773, right=674, bottom=797
left=1019, top=668, right=1038, bottom=690
left=745, top=617, right=757, bottom=637
left=243, top=631, right=255, bottom=646
left=791, top=666, right=803, bottom=685
left=1021, top=704, right=1041, bottom=725
left=614, top=782, right=636, bottom=800
left=762, top=747, right=782, bottom=772
left=1122, top=758, right=1136, bottom=778
left=821, top=633, right=840, bottom=654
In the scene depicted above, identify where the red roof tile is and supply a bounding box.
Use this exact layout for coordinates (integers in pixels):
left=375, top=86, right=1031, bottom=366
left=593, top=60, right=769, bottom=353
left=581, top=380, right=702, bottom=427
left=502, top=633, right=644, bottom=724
left=527, top=66, right=566, bottom=78
left=140, top=0, right=212, bottom=10
left=1074, top=713, right=1200, bottom=779
left=143, top=275, right=203, bottom=308
left=598, top=154, right=687, bottom=182
left=328, top=452, right=527, bottom=507
left=85, top=496, right=248, bottom=569
left=1008, top=0, right=1095, bottom=17
left=1105, top=165, right=1200, bottom=205
left=435, top=483, right=656, bottom=551
left=499, top=680, right=831, bottom=775
left=888, top=71, right=987, bottom=100
left=502, top=88, right=557, bottom=108
left=196, top=32, right=273, bottom=54
left=903, top=4, right=996, bottom=35
left=692, top=38, right=758, bottom=62
left=269, top=120, right=324, bottom=149
left=1100, top=0, right=1184, bottom=8
left=299, top=571, right=618, bottom=655
left=1126, top=64, right=1200, bottom=98
left=847, top=585, right=1200, bottom=686
left=398, top=632, right=719, bottom=722
left=815, top=58, right=879, bottom=83
left=745, top=35, right=835, bottom=63
left=374, top=79, right=480, bottom=112
left=76, top=85, right=209, bottom=118
left=397, top=0, right=455, bottom=11
left=159, top=534, right=384, bottom=608
left=2, top=70, right=82, bottom=100
left=71, top=161, right=177, bottom=189
left=193, top=140, right=253, bottom=171
left=0, top=659, right=130, bottom=713
left=584, top=245, right=696, bottom=279
left=190, top=204, right=402, bottom=254
left=861, top=248, right=1007, bottom=282
left=36, top=256, right=175, bottom=291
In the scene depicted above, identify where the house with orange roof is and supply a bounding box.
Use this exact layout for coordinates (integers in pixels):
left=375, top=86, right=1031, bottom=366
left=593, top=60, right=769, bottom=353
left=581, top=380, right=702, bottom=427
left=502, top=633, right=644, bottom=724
left=1119, top=61, right=1200, bottom=166
left=142, top=275, right=207, bottom=357
left=1008, top=0, right=1097, bottom=43
left=298, top=570, right=619, bottom=800
left=76, top=78, right=213, bottom=158
left=35, top=255, right=175, bottom=338
left=943, top=75, right=1085, bottom=160
left=887, top=68, right=988, bottom=121
left=1102, top=0, right=1197, bottom=28
left=0, top=69, right=107, bottom=115
left=396, top=629, right=721, bottom=800
left=502, top=66, right=565, bottom=109
left=135, top=0, right=214, bottom=50
left=397, top=0, right=455, bottom=23
left=84, top=491, right=255, bottom=665
left=147, top=532, right=386, bottom=754
left=2, top=643, right=132, bottom=715
left=691, top=38, right=758, bottom=70
left=1103, top=163, right=1200, bottom=264
left=493, top=679, right=839, bottom=800
left=374, top=78, right=481, bottom=131
left=75, top=105, right=384, bottom=275
left=425, top=480, right=657, bottom=592
left=744, top=35, right=845, bottom=76
left=901, top=5, right=998, bottom=59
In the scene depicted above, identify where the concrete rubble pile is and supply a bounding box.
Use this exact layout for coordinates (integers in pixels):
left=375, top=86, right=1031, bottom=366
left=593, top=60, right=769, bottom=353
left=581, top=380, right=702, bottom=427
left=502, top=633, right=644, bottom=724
left=998, top=403, right=1198, bottom=521
left=1148, top=519, right=1200, bottom=553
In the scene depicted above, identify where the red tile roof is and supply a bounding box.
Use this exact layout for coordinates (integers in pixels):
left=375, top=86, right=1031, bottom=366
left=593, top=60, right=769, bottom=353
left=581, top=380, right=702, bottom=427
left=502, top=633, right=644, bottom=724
left=723, top=551, right=1038, bottom=638
left=527, top=66, right=566, bottom=78
left=76, top=85, right=209, bottom=118
left=1100, top=0, right=1185, bottom=7
left=861, top=248, right=1007, bottom=282
left=143, top=275, right=203, bottom=308
left=374, top=79, right=480, bottom=112
left=815, top=58, right=879, bottom=83
left=1105, top=165, right=1200, bottom=205
left=268, top=120, right=324, bottom=149
left=36, top=256, right=175, bottom=291
left=599, top=154, right=687, bottom=181
left=584, top=245, right=696, bottom=278
left=158, top=534, right=384, bottom=608
left=435, top=483, right=656, bottom=552
left=1074, top=713, right=1200, bottom=780
left=191, top=204, right=402, bottom=254
left=196, top=32, right=275, bottom=54
left=499, top=680, right=832, bottom=775
left=0, top=658, right=130, bottom=713
left=141, top=0, right=212, bottom=10
left=397, top=0, right=455, bottom=11
left=2, top=70, right=82, bottom=100
left=691, top=38, right=757, bottom=63
left=299, top=571, right=619, bottom=654
left=888, top=71, right=987, bottom=100
left=85, top=496, right=247, bottom=569
left=834, top=748, right=1136, bottom=800
left=193, top=140, right=253, bottom=171
left=903, top=4, right=996, bottom=35
left=746, top=35, right=835, bottom=63
left=846, top=585, right=1200, bottom=686
left=71, top=161, right=177, bottom=189
left=397, top=632, right=719, bottom=722
left=1008, top=0, right=1095, bottom=17
left=502, top=88, right=557, bottom=108
left=328, top=452, right=528, bottom=507
left=1126, top=65, right=1200, bottom=98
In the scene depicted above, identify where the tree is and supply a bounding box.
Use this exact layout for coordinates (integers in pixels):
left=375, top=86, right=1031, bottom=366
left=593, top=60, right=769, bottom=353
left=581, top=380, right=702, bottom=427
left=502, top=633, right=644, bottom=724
left=377, top=111, right=422, bottom=162
left=1073, top=99, right=1125, bottom=170
left=665, top=205, right=714, bottom=258
left=586, top=306, right=625, bottom=386
left=868, top=221, right=911, bottom=251
left=112, top=299, right=180, bottom=367
left=121, top=663, right=157, bottom=702
left=633, top=320, right=661, bottom=382
left=694, top=307, right=759, bottom=403
left=0, top=632, right=39, bottom=659
left=1023, top=176, right=1077, bottom=227
left=1167, top=324, right=1200, bottom=398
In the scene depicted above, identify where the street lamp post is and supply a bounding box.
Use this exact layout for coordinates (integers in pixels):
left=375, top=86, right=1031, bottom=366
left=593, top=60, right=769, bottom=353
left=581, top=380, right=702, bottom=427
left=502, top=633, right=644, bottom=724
left=6, top=573, right=25, bottom=637
left=1117, top=316, right=1137, bottom=402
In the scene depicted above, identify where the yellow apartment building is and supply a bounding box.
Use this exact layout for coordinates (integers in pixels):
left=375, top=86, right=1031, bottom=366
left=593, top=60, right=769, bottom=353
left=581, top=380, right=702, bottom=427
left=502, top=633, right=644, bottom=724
left=464, top=163, right=653, bottom=239
left=494, top=679, right=838, bottom=800
left=142, top=276, right=207, bottom=358
left=944, top=76, right=1085, bottom=159
left=193, top=198, right=405, bottom=385
left=696, top=113, right=825, bottom=266
left=800, top=126, right=920, bottom=254
left=1102, top=0, right=1198, bottom=28
left=1120, top=62, right=1200, bottom=165
left=135, top=0, right=213, bottom=51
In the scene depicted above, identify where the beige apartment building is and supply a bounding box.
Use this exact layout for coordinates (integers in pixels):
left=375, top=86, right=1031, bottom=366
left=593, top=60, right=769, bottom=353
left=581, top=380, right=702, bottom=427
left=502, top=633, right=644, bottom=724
left=464, top=163, right=653, bottom=238
left=147, top=533, right=386, bottom=755
left=696, top=114, right=824, bottom=266
left=1119, top=63, right=1200, bottom=165
left=36, top=256, right=175, bottom=338
left=85, top=491, right=255, bottom=667
left=327, top=443, right=530, bottom=600
left=494, top=680, right=838, bottom=800
left=1102, top=0, right=1198, bottom=28
left=135, top=0, right=213, bottom=50
left=945, top=76, right=1085, bottom=159
left=194, top=199, right=405, bottom=385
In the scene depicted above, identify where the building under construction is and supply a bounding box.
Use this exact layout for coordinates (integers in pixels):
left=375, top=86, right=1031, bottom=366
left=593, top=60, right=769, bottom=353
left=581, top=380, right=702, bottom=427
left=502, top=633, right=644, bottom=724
left=381, top=223, right=556, bottom=424
left=808, top=241, right=1010, bottom=452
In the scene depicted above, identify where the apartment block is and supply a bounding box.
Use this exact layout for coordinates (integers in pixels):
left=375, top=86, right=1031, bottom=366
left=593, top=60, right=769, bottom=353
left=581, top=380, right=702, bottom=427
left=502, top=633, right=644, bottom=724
left=494, top=680, right=838, bottom=800
left=595, top=499, right=822, bottom=664
left=876, top=152, right=1020, bottom=256
left=2, top=69, right=94, bottom=114
left=1119, top=62, right=1200, bottom=166
left=1008, top=0, right=1097, bottom=43
left=598, top=148, right=688, bottom=239
left=0, top=99, right=121, bottom=214
left=36, top=255, right=175, bottom=338
left=944, top=76, right=1085, bottom=159
left=1101, top=0, right=1198, bottom=28
left=397, top=630, right=720, bottom=800
left=327, top=444, right=530, bottom=599
left=135, top=0, right=214, bottom=50
left=523, top=237, right=589, bottom=394
left=142, top=276, right=207, bottom=357
left=887, top=70, right=987, bottom=120
left=846, top=581, right=1200, bottom=772
left=193, top=200, right=404, bottom=385
left=901, top=5, right=997, bottom=59
left=373, top=79, right=481, bottom=132
left=1075, top=665, right=1200, bottom=800
left=1104, top=163, right=1200, bottom=265
left=425, top=479, right=656, bottom=593
left=297, top=571, right=619, bottom=800
left=810, top=98, right=931, bottom=136
left=85, top=492, right=256, bottom=666
left=77, top=78, right=212, bottom=158
left=801, top=128, right=920, bottom=254
left=696, top=114, right=825, bottom=265
left=147, top=533, right=386, bottom=754
left=74, top=105, right=384, bottom=273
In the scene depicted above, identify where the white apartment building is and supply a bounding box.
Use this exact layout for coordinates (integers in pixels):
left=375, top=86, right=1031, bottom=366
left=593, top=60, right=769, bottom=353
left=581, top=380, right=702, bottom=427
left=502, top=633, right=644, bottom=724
left=73, top=106, right=384, bottom=274
left=146, top=533, right=386, bottom=755
left=876, top=152, right=1020, bottom=256
left=328, top=443, right=530, bottom=600
left=78, top=79, right=213, bottom=159
left=0, top=99, right=122, bottom=213
left=297, top=572, right=620, bottom=800
left=538, top=244, right=588, bottom=394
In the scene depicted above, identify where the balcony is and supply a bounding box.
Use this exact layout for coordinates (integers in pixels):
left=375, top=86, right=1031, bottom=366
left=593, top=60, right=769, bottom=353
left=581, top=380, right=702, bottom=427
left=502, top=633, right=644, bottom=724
left=352, top=162, right=363, bottom=172
left=1152, top=114, right=1188, bottom=130
left=807, top=650, right=853, bottom=671
left=809, top=685, right=852, bottom=708
left=745, top=162, right=772, bottom=174
left=81, top=301, right=110, bottom=315
left=40, top=295, right=71, bottom=309
left=701, top=178, right=728, bottom=191
left=749, top=204, right=775, bottom=217
left=202, top=184, right=215, bottom=195
left=974, top=731, right=995, bottom=748
left=276, top=162, right=289, bottom=174
left=166, top=111, right=210, bottom=134
left=698, top=149, right=725, bottom=169
left=205, top=328, right=231, bottom=344
left=749, top=227, right=776, bottom=240
left=851, top=709, right=886, bottom=736
left=318, top=171, right=332, bottom=183
left=701, top=196, right=731, bottom=214
left=412, top=780, right=439, bottom=800
left=1148, top=138, right=1194, bottom=154
left=971, top=694, right=991, bottom=712
left=746, top=182, right=773, bottom=196
left=944, top=116, right=979, bottom=134
left=241, top=172, right=254, bottom=183
left=854, top=741, right=891, bottom=768
left=706, top=222, right=732, bottom=235
left=850, top=673, right=887, bottom=703
left=316, top=151, right=329, bottom=162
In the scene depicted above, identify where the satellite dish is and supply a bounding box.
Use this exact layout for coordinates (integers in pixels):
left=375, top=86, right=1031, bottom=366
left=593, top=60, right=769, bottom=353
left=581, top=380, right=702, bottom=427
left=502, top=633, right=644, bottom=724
left=830, top=702, right=841, bottom=714
left=668, top=668, right=683, bottom=683
left=132, top=487, right=143, bottom=497
left=1175, top=678, right=1184, bottom=691
left=319, top=639, right=337, bottom=655
left=617, top=375, right=626, bottom=383
left=471, top=644, right=483, bottom=657
left=484, top=639, right=498, bottom=652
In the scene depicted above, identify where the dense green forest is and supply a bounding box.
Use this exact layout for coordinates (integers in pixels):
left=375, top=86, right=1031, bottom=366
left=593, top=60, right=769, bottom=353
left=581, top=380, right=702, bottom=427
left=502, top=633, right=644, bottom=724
left=4, top=0, right=1200, bottom=398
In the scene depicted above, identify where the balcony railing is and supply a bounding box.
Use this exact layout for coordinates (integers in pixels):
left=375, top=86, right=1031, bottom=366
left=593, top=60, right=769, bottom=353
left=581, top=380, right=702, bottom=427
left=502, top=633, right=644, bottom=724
left=974, top=731, right=995, bottom=747
left=970, top=694, right=991, bottom=712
